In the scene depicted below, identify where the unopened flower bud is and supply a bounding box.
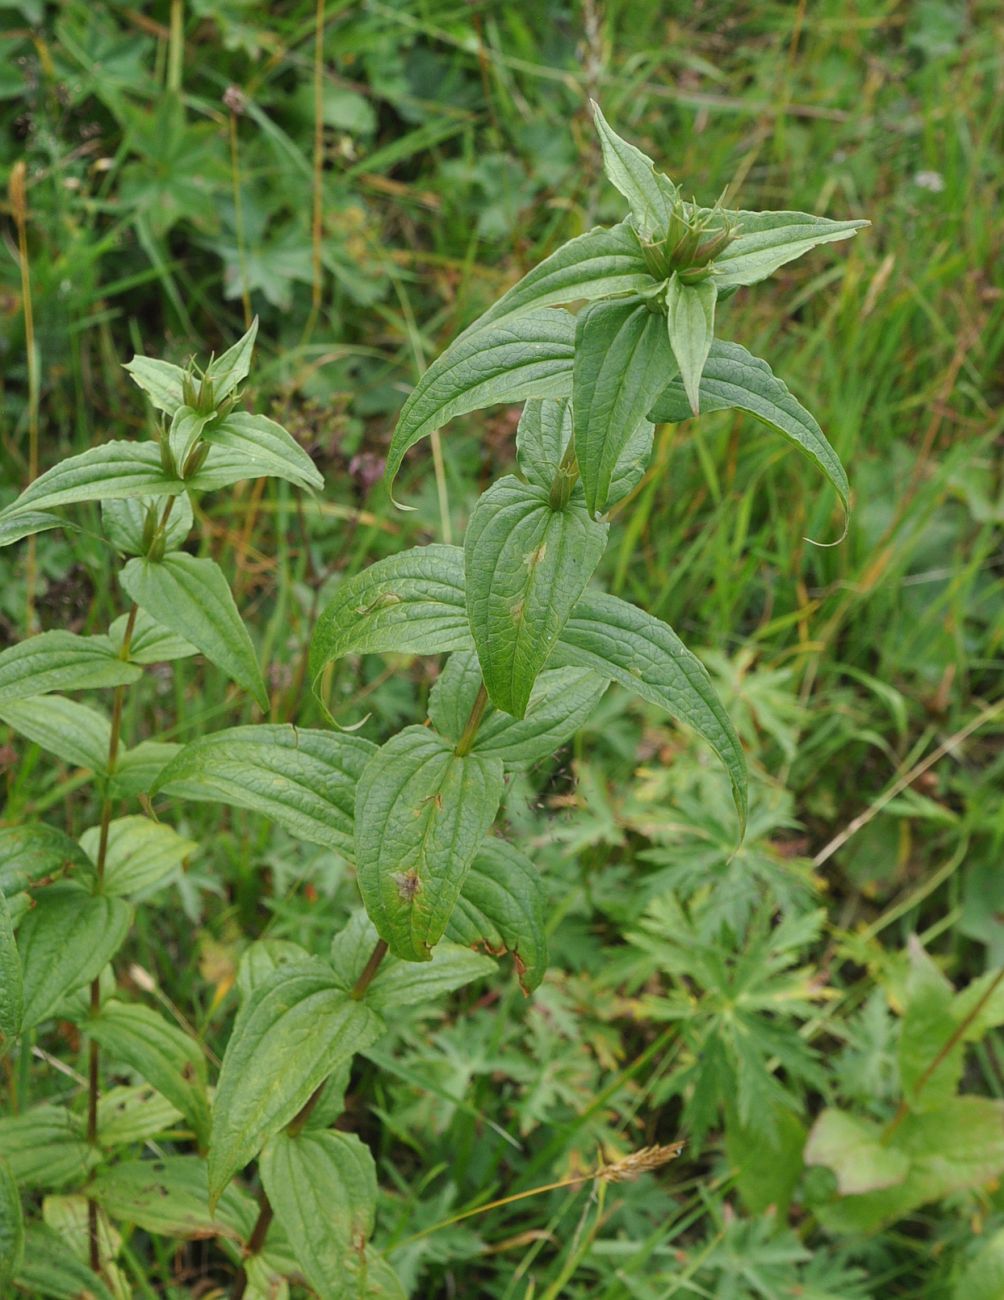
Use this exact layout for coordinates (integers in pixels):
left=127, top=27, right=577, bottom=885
left=182, top=441, right=210, bottom=478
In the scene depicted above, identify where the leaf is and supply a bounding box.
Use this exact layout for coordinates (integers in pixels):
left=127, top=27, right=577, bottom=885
left=0, top=442, right=183, bottom=522
left=607, top=418, right=655, bottom=508
left=591, top=102, right=677, bottom=238
left=953, top=1228, right=1004, bottom=1300
left=0, top=1106, right=97, bottom=1189
left=0, top=824, right=93, bottom=896
left=208, top=959, right=382, bottom=1207
left=111, top=740, right=181, bottom=797
left=711, top=208, right=868, bottom=288
left=310, top=544, right=472, bottom=694
left=260, top=1129, right=377, bottom=1298
left=155, top=726, right=375, bottom=854
left=516, top=397, right=572, bottom=488
left=464, top=476, right=608, bottom=717
left=665, top=273, right=717, bottom=415
left=84, top=1001, right=211, bottom=1146
left=804, top=1108, right=909, bottom=1195
left=237, top=940, right=314, bottom=1002
left=205, top=317, right=258, bottom=398
left=331, top=911, right=495, bottom=1010
left=0, top=631, right=141, bottom=705
left=0, top=1156, right=23, bottom=1291
left=123, top=354, right=188, bottom=414
left=204, top=412, right=323, bottom=491
left=647, top=340, right=849, bottom=516
left=14, top=1224, right=117, bottom=1300
left=386, top=309, right=576, bottom=488
left=897, top=937, right=962, bottom=1111
left=90, top=1155, right=255, bottom=1241
left=446, top=838, right=548, bottom=993
left=120, top=551, right=268, bottom=710
left=0, top=890, right=22, bottom=1056
left=476, top=221, right=653, bottom=330
left=573, top=298, right=672, bottom=515
left=17, top=886, right=131, bottom=1030
left=429, top=652, right=608, bottom=767
left=0, top=695, right=111, bottom=773
left=109, top=608, right=197, bottom=664
left=102, top=491, right=193, bottom=555
left=167, top=406, right=214, bottom=470
left=553, top=590, right=747, bottom=831
left=355, top=726, right=504, bottom=961
left=97, top=1085, right=183, bottom=1147
left=0, top=510, right=72, bottom=549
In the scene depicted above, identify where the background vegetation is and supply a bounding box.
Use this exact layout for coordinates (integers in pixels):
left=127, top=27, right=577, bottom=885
left=1, top=0, right=1002, bottom=1295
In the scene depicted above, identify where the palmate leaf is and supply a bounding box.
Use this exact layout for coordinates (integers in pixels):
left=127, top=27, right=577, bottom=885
left=386, top=309, right=576, bottom=489
left=647, top=339, right=849, bottom=519
left=464, top=476, right=608, bottom=717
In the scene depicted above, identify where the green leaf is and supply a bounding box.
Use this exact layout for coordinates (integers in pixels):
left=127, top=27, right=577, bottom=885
left=0, top=1106, right=97, bottom=1190
left=260, top=1130, right=380, bottom=1297
left=90, top=1155, right=254, bottom=1242
left=553, top=591, right=747, bottom=831
left=355, top=726, right=504, bottom=961
left=204, top=412, right=323, bottom=491
left=0, top=631, right=141, bottom=705
left=953, top=1228, right=1004, bottom=1300
left=97, top=1085, right=183, bottom=1147
left=237, top=939, right=314, bottom=1002
left=711, top=208, right=868, bottom=288
left=0, top=1156, right=23, bottom=1291
left=168, top=405, right=215, bottom=470
left=386, top=309, right=575, bottom=488
left=102, top=491, right=193, bottom=555
left=573, top=299, right=672, bottom=515
left=15, top=1224, right=117, bottom=1300
left=0, top=510, right=71, bottom=549
left=120, top=551, right=268, bottom=709
left=79, top=815, right=196, bottom=898
left=17, top=886, right=131, bottom=1030
left=591, top=102, right=677, bottom=238
left=0, top=891, right=22, bottom=1056
left=205, top=317, right=258, bottom=398
left=607, top=417, right=655, bottom=508
left=0, top=442, right=183, bottom=522
left=109, top=608, right=198, bottom=664
left=84, top=1001, right=211, bottom=1146
left=516, top=397, right=572, bottom=488
left=111, top=740, right=181, bottom=797
left=155, top=725, right=375, bottom=854
left=0, top=824, right=93, bottom=896
left=804, top=1108, right=909, bottom=1195
left=209, top=959, right=382, bottom=1207
left=647, top=340, right=849, bottom=516
left=0, top=695, right=111, bottom=773
left=665, top=273, right=717, bottom=415
left=465, top=476, right=608, bottom=717
left=898, top=937, right=962, bottom=1111
left=446, top=838, right=548, bottom=994
left=331, top=910, right=495, bottom=1010
left=476, top=221, right=653, bottom=331
left=430, top=652, right=607, bottom=767
left=310, top=544, right=472, bottom=695
left=123, top=354, right=188, bottom=414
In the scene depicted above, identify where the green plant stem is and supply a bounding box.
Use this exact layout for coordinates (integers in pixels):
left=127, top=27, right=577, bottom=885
left=9, top=161, right=39, bottom=633
left=167, top=0, right=184, bottom=94
left=86, top=600, right=139, bottom=1275
left=455, top=683, right=489, bottom=756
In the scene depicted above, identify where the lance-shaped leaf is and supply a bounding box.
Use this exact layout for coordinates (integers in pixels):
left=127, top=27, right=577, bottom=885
left=17, top=886, right=131, bottom=1030
left=310, top=544, right=471, bottom=695
left=155, top=726, right=375, bottom=854
left=553, top=591, right=748, bottom=832
left=167, top=406, right=214, bottom=471
left=475, top=221, right=653, bottom=332
left=647, top=340, right=849, bottom=517
left=574, top=299, right=672, bottom=515
left=85, top=1001, right=210, bottom=1146
left=0, top=443, right=183, bottom=523
left=0, top=891, right=22, bottom=1055
left=208, top=958, right=382, bottom=1207
left=97, top=1085, right=182, bottom=1147
left=0, top=1156, right=23, bottom=1291
left=465, top=476, right=608, bottom=717
left=0, top=695, right=111, bottom=773
left=0, top=510, right=72, bottom=549
left=711, top=208, right=868, bottom=288
left=0, top=631, right=141, bottom=705
left=203, top=412, right=323, bottom=492
left=102, top=491, right=193, bottom=556
left=0, top=1107, right=97, bottom=1190
left=79, top=815, right=196, bottom=898
left=447, top=838, right=548, bottom=994
left=15, top=1225, right=117, bottom=1300
left=261, top=1129, right=379, bottom=1299
left=429, top=652, right=608, bottom=768
left=386, top=308, right=575, bottom=488
left=0, top=824, right=93, bottom=897
left=204, top=317, right=258, bottom=398
left=665, top=273, right=717, bottom=415
left=355, top=726, right=504, bottom=961
left=591, top=102, right=677, bottom=238
left=120, top=551, right=268, bottom=709
left=109, top=608, right=197, bottom=663
left=516, top=397, right=572, bottom=488
left=607, top=418, right=655, bottom=508
left=90, top=1156, right=255, bottom=1242
left=123, top=354, right=187, bottom=414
